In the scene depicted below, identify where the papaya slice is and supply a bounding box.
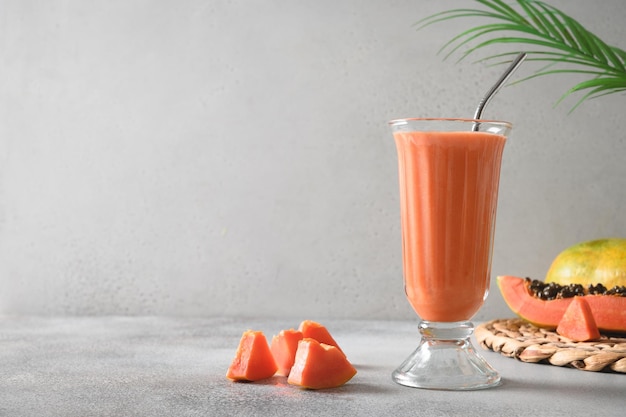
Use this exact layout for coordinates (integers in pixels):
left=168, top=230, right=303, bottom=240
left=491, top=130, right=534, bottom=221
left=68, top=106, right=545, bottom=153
left=556, top=297, right=601, bottom=342
left=287, top=338, right=357, bottom=389
left=497, top=275, right=626, bottom=333
left=298, top=320, right=344, bottom=354
left=270, top=329, right=303, bottom=376
left=226, top=330, right=278, bottom=381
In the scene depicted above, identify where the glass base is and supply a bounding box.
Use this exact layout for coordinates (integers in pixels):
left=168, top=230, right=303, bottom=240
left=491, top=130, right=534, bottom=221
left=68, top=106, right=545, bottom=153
left=392, top=321, right=501, bottom=390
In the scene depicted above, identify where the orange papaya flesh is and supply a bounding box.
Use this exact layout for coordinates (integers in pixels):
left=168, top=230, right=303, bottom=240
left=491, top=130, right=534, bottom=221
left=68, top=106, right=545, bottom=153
left=270, top=329, right=303, bottom=377
left=497, top=275, right=626, bottom=333
left=298, top=320, right=344, bottom=355
left=287, top=338, right=357, bottom=389
left=226, top=330, right=278, bottom=381
left=556, top=297, right=600, bottom=342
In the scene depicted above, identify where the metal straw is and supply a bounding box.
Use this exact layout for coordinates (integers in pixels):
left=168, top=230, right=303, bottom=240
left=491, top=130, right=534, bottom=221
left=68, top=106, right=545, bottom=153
left=472, top=52, right=527, bottom=131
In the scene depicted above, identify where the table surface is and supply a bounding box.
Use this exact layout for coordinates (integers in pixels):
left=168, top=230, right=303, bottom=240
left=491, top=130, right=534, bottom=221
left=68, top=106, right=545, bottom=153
left=1, top=316, right=624, bottom=417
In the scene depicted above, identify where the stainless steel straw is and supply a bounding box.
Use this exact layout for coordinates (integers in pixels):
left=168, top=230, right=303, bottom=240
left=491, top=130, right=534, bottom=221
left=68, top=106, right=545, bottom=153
left=472, top=52, right=527, bottom=131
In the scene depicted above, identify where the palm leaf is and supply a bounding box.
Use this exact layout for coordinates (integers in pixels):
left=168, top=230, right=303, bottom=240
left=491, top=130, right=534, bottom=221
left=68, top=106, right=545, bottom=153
left=561, top=78, right=626, bottom=112
left=417, top=0, right=626, bottom=110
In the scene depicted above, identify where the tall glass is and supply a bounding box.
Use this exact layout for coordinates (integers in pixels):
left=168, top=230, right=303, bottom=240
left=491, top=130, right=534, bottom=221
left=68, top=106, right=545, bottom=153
left=389, top=118, right=511, bottom=390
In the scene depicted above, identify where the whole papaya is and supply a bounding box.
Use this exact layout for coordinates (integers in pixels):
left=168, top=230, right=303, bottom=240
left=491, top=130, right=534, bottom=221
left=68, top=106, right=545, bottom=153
left=545, top=238, right=626, bottom=289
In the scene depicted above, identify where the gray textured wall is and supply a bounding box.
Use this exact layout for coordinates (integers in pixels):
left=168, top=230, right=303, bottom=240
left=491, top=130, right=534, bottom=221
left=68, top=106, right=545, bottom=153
left=1, top=0, right=625, bottom=320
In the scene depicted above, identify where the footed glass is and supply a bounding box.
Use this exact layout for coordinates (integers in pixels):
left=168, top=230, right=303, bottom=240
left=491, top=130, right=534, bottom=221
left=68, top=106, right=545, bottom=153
left=390, top=118, right=511, bottom=390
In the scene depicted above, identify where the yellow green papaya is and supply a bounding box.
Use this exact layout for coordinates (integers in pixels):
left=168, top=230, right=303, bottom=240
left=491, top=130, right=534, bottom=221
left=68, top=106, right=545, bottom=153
left=546, top=238, right=626, bottom=288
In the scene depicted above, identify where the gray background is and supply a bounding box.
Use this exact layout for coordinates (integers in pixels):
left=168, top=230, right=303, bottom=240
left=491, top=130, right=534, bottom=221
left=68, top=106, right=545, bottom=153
left=1, top=0, right=625, bottom=321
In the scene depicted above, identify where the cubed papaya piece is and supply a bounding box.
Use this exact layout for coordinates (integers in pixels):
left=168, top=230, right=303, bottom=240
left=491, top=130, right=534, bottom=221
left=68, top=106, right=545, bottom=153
left=556, top=297, right=601, bottom=342
left=298, top=320, right=344, bottom=355
left=270, top=329, right=303, bottom=377
left=287, top=338, right=357, bottom=389
left=226, top=330, right=277, bottom=381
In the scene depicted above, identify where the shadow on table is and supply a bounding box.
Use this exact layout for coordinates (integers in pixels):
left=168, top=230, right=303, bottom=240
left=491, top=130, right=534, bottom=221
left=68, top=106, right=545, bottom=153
left=246, top=373, right=397, bottom=395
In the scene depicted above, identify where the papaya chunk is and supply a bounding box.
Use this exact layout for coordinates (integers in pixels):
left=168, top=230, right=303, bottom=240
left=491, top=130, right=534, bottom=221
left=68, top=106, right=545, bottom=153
left=270, top=329, right=303, bottom=376
left=298, top=320, right=344, bottom=355
left=226, top=330, right=277, bottom=381
left=287, top=338, right=357, bottom=389
left=557, top=297, right=601, bottom=342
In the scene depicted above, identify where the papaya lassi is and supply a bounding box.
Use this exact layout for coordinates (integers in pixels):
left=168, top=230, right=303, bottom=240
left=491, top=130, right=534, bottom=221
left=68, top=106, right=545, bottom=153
left=392, top=120, right=508, bottom=322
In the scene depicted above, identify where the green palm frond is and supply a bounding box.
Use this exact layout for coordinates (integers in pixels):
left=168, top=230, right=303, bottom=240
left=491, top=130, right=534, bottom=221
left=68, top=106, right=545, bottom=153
left=417, top=0, right=626, bottom=111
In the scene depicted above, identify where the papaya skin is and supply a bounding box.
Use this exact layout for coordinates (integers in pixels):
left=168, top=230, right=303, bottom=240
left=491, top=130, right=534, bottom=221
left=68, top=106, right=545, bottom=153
left=546, top=238, right=626, bottom=289
left=497, top=275, right=626, bottom=333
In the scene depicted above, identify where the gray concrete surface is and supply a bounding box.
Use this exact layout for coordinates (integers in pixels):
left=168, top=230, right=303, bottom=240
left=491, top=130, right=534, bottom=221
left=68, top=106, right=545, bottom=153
left=1, top=316, right=623, bottom=416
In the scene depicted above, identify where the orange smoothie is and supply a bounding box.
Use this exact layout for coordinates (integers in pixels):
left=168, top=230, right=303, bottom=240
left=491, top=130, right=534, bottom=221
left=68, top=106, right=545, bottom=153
left=394, top=130, right=506, bottom=322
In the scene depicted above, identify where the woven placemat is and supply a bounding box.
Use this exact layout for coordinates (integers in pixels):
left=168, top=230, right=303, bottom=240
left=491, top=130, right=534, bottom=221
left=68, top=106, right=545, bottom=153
left=475, top=318, right=626, bottom=373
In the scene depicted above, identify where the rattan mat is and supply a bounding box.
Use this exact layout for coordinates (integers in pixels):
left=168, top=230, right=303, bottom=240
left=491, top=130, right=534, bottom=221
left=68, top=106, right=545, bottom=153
left=475, top=318, right=626, bottom=373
